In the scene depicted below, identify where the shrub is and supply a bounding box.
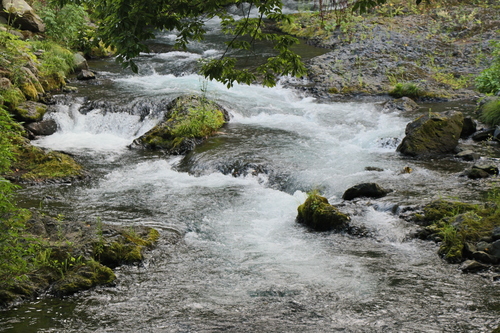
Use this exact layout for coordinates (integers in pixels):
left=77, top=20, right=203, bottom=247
left=36, top=2, right=88, bottom=49
left=479, top=98, right=500, bottom=126
left=389, top=82, right=422, bottom=98
left=476, top=41, right=500, bottom=95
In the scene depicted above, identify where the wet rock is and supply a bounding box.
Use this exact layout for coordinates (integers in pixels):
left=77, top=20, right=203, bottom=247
left=460, top=117, right=477, bottom=138
left=342, top=183, right=391, bottom=201
left=460, top=260, right=489, bottom=273
left=0, top=0, right=45, bottom=32
left=77, top=70, right=96, bottom=80
left=297, top=193, right=350, bottom=232
left=464, top=167, right=491, bottom=179
left=365, top=166, right=384, bottom=172
left=25, top=119, right=57, bottom=136
left=455, top=150, right=479, bottom=161
left=380, top=97, right=420, bottom=112
left=471, top=128, right=495, bottom=142
left=397, top=112, right=464, bottom=157
left=488, top=240, right=500, bottom=260
left=472, top=251, right=497, bottom=264
left=492, top=227, right=500, bottom=241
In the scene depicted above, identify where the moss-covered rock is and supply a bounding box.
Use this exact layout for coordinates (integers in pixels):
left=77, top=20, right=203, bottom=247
left=297, top=192, right=350, bottom=231
left=8, top=140, right=85, bottom=183
left=52, top=261, right=115, bottom=296
left=397, top=112, right=464, bottom=157
left=12, top=100, right=47, bottom=123
left=130, top=95, right=229, bottom=154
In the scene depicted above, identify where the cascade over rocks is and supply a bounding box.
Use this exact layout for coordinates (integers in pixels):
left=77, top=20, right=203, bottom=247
left=397, top=112, right=464, bottom=157
left=342, top=183, right=391, bottom=201
left=130, top=95, right=230, bottom=155
left=0, top=0, right=45, bottom=32
left=296, top=193, right=351, bottom=232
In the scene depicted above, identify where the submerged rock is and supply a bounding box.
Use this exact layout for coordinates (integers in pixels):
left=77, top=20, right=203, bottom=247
left=342, top=183, right=391, bottom=201
left=296, top=193, right=350, bottom=231
left=130, top=95, right=230, bottom=155
left=397, top=112, right=464, bottom=157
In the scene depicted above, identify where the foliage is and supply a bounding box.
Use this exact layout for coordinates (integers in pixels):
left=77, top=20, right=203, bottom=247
left=35, top=2, right=88, bottom=49
left=479, top=98, right=500, bottom=126
left=475, top=41, right=500, bottom=95
left=389, top=82, right=422, bottom=98
left=170, top=102, right=225, bottom=138
left=0, top=106, right=34, bottom=290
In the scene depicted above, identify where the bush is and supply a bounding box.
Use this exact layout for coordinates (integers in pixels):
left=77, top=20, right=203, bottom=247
left=389, top=82, right=422, bottom=98
left=36, top=2, right=88, bottom=49
left=476, top=41, right=500, bottom=95
left=479, top=98, right=500, bottom=126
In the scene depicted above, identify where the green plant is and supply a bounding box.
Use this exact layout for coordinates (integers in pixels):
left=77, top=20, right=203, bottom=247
left=476, top=41, right=500, bottom=95
left=170, top=102, right=225, bottom=138
left=389, top=82, right=422, bottom=98
left=35, top=2, right=88, bottom=49
left=479, top=98, right=500, bottom=126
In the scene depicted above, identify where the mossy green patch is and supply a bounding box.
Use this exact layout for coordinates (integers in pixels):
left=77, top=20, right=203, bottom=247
left=421, top=197, right=500, bottom=263
left=297, top=191, right=350, bottom=231
left=52, top=260, right=115, bottom=296
left=9, top=142, right=84, bottom=182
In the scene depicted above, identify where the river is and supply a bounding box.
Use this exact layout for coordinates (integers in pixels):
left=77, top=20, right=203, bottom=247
left=1, top=7, right=500, bottom=333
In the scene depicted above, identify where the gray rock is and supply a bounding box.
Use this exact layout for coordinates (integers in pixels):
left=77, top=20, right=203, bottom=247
left=397, top=112, right=464, bottom=157
left=460, top=260, right=489, bottom=273
left=0, top=77, right=12, bottom=90
left=471, top=128, right=495, bottom=142
left=342, top=183, right=391, bottom=201
left=476, top=241, right=491, bottom=252
left=381, top=97, right=420, bottom=112
left=77, top=70, right=96, bottom=80
left=472, top=251, right=497, bottom=264
left=73, top=53, right=89, bottom=72
left=487, top=239, right=500, bottom=259
left=492, top=227, right=500, bottom=241
left=455, top=150, right=479, bottom=161
left=25, top=119, right=58, bottom=136
left=1, top=0, right=45, bottom=32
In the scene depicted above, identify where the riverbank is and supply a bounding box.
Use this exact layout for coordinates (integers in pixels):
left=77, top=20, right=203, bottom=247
left=279, top=1, right=500, bottom=101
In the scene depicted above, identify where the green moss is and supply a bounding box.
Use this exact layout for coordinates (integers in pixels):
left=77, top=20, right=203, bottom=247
left=136, top=95, right=226, bottom=152
left=297, top=191, right=350, bottom=231
left=421, top=198, right=500, bottom=262
left=97, top=241, right=143, bottom=266
left=52, top=260, right=115, bottom=296
left=0, top=87, right=26, bottom=109
left=10, top=143, right=84, bottom=182
left=13, top=102, right=48, bottom=122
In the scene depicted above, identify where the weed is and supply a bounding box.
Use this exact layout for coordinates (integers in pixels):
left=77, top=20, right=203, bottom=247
left=389, top=82, right=422, bottom=98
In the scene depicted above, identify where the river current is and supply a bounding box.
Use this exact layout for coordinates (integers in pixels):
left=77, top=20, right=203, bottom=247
left=1, top=10, right=500, bottom=333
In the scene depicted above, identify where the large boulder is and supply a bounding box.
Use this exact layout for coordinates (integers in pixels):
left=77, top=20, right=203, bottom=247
left=13, top=100, right=47, bottom=123
left=130, top=95, right=230, bottom=155
left=342, top=183, right=391, bottom=201
left=296, top=193, right=350, bottom=232
left=397, top=112, right=464, bottom=157
left=1, top=0, right=45, bottom=32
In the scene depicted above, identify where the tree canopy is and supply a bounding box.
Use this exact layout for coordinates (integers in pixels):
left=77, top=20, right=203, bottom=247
left=63, top=0, right=427, bottom=87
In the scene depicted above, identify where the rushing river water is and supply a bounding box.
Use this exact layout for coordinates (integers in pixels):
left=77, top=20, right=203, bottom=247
left=2, top=9, right=500, bottom=333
